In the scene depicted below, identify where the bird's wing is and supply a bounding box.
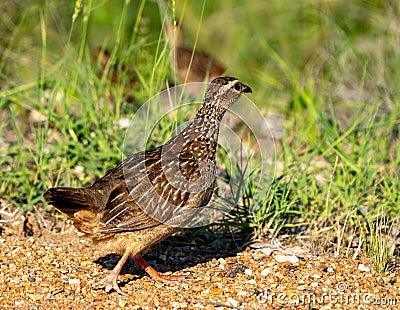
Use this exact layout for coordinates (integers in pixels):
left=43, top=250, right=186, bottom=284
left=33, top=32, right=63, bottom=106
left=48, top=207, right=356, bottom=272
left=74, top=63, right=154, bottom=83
left=96, top=142, right=216, bottom=233
left=97, top=181, right=161, bottom=234
left=95, top=150, right=161, bottom=234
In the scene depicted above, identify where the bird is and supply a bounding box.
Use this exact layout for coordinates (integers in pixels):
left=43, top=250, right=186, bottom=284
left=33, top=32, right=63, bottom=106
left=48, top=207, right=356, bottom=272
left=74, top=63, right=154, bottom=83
left=165, top=22, right=226, bottom=85
left=93, top=48, right=135, bottom=105
left=44, top=76, right=252, bottom=295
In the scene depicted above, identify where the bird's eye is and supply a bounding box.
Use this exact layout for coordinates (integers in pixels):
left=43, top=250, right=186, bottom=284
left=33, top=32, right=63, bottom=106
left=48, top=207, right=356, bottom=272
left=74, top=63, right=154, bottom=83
left=233, top=83, right=241, bottom=91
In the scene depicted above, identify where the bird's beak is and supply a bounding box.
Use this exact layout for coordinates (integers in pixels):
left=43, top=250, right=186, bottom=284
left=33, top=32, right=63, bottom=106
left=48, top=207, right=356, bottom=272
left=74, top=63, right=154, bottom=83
left=241, top=83, right=252, bottom=94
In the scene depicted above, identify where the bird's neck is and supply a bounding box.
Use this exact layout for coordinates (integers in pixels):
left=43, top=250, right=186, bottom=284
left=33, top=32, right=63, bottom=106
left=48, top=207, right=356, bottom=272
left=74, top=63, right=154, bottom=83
left=178, top=117, right=221, bottom=161
left=195, top=103, right=226, bottom=122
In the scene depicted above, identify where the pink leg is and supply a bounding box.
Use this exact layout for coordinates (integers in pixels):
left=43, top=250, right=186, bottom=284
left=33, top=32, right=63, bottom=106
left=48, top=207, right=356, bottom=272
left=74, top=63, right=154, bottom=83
left=93, top=252, right=185, bottom=294
left=93, top=250, right=132, bottom=295
left=134, top=255, right=184, bottom=281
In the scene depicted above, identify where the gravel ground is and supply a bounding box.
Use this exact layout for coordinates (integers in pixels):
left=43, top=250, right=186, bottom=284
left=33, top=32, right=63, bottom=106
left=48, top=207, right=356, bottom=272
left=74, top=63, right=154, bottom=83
left=0, top=217, right=399, bottom=310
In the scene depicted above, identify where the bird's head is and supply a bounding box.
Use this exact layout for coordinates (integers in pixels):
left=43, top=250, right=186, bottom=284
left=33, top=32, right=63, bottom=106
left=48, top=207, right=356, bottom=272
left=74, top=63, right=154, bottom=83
left=198, top=76, right=252, bottom=120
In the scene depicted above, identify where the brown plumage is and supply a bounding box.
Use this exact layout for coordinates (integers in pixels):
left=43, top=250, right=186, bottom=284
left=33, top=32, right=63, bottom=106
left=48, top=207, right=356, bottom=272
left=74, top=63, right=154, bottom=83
left=44, top=76, right=252, bottom=294
left=165, top=22, right=226, bottom=84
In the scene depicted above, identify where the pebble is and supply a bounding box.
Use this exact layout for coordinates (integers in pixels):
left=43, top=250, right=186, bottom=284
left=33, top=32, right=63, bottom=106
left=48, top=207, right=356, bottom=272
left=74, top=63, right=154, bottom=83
left=358, top=264, right=370, bottom=272
left=202, top=288, right=210, bottom=295
left=118, top=300, right=127, bottom=307
left=264, top=260, right=276, bottom=267
left=274, top=254, right=299, bottom=264
left=210, top=287, right=223, bottom=295
left=261, top=248, right=273, bottom=256
left=226, top=297, right=239, bottom=307
left=218, top=257, right=226, bottom=265
left=244, top=269, right=252, bottom=276
left=260, top=268, right=271, bottom=276
left=68, top=279, right=81, bottom=285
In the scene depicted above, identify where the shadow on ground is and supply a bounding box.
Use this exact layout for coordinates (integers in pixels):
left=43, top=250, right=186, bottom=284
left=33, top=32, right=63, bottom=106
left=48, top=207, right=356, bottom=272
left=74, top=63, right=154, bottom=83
left=93, top=231, right=249, bottom=286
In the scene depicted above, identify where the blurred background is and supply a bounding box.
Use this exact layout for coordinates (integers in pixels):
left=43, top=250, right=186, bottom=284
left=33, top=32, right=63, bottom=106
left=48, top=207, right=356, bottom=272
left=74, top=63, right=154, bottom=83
left=3, top=1, right=399, bottom=109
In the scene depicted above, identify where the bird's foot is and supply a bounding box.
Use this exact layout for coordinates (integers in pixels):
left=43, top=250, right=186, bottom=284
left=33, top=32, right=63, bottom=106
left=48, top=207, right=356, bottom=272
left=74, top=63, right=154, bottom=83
left=92, top=272, right=127, bottom=295
left=134, top=254, right=185, bottom=283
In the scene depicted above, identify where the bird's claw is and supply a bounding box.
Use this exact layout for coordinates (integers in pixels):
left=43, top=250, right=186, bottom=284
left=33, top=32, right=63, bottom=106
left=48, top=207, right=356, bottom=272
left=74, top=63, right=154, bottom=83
left=92, top=273, right=127, bottom=295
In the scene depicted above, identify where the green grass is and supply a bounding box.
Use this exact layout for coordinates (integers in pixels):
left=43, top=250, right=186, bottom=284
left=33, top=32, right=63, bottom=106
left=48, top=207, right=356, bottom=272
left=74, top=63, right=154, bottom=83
left=1, top=0, right=399, bottom=273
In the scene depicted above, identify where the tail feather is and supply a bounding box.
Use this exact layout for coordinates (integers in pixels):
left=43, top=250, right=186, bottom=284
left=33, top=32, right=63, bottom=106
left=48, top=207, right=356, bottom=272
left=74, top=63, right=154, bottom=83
left=44, top=187, right=94, bottom=218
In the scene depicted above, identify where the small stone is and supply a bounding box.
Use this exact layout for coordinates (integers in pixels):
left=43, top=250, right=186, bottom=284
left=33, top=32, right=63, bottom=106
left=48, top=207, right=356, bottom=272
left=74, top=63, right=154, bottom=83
left=153, top=297, right=160, bottom=307
left=260, top=268, right=271, bottom=276
left=12, top=220, right=23, bottom=228
left=226, top=263, right=247, bottom=277
left=274, top=255, right=299, bottom=264
left=68, top=279, right=80, bottom=285
left=358, top=264, right=370, bottom=272
left=118, top=300, right=127, bottom=307
left=80, top=261, right=91, bottom=267
left=211, top=276, right=220, bottom=282
left=35, top=287, right=45, bottom=293
left=0, top=239, right=6, bottom=243
left=286, top=246, right=309, bottom=255
left=211, top=287, right=223, bottom=295
left=48, top=244, right=58, bottom=248
left=261, top=248, right=273, bottom=256
left=244, top=269, right=252, bottom=276
left=312, top=273, right=321, bottom=279
left=327, top=267, right=334, bottom=273
left=311, top=282, right=318, bottom=287
left=202, top=288, right=210, bottom=295
left=264, top=260, right=276, bottom=267
left=227, top=297, right=239, bottom=307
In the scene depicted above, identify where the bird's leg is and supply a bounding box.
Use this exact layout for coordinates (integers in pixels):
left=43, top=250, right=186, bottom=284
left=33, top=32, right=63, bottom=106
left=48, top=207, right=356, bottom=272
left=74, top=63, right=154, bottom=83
left=93, top=249, right=132, bottom=295
left=133, top=254, right=184, bottom=282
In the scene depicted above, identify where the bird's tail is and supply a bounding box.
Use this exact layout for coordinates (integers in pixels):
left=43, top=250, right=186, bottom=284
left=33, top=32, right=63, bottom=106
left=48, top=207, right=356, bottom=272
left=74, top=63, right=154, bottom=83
left=44, top=187, right=94, bottom=218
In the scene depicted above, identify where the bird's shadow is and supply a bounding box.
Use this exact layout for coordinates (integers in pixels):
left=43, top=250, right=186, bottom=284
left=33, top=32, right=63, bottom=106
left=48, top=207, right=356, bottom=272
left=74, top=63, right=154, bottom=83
left=93, top=231, right=248, bottom=285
